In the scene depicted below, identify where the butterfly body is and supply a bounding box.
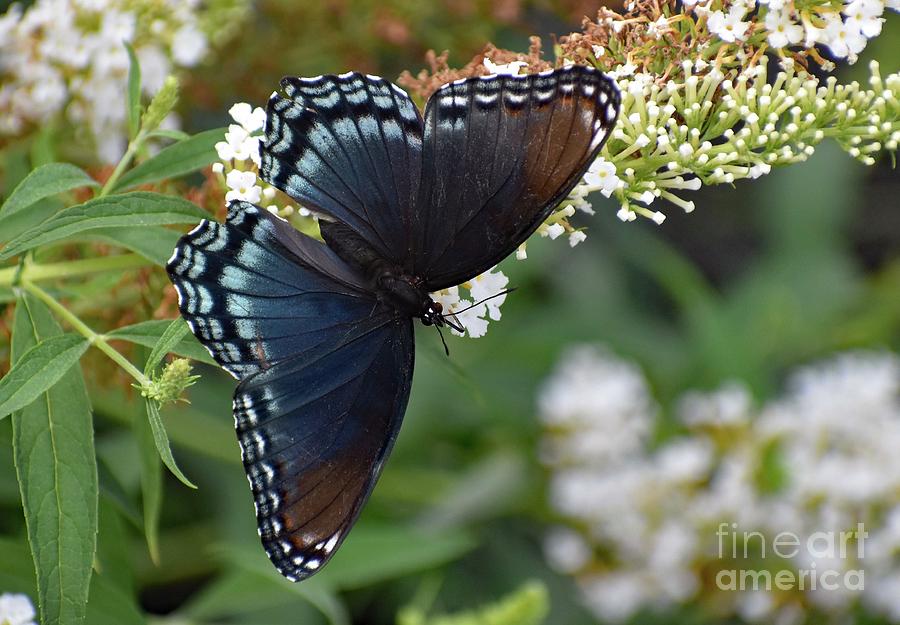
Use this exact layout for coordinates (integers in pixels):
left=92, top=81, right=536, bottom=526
left=167, top=66, right=619, bottom=581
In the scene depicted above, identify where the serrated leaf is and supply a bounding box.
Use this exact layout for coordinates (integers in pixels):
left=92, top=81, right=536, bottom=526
left=112, top=128, right=225, bottom=191
left=125, top=43, right=141, bottom=140
left=107, top=319, right=215, bottom=365
left=0, top=333, right=89, bottom=420
left=12, top=293, right=98, bottom=625
left=0, top=163, right=98, bottom=219
left=0, top=191, right=207, bottom=260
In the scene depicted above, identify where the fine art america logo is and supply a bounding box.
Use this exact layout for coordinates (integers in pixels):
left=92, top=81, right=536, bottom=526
left=716, top=522, right=867, bottom=592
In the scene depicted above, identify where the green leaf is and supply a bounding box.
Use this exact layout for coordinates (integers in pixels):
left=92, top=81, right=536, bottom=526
left=87, top=225, right=182, bottom=266
left=0, top=333, right=88, bottom=420
left=11, top=293, right=98, bottom=625
left=0, top=163, right=98, bottom=219
left=219, top=545, right=349, bottom=625
left=112, top=127, right=225, bottom=191
left=107, top=319, right=216, bottom=365
left=144, top=399, right=196, bottom=488
left=0, top=197, right=64, bottom=245
left=317, top=525, right=475, bottom=590
left=144, top=317, right=191, bottom=374
left=0, top=191, right=207, bottom=260
left=398, top=581, right=549, bottom=625
left=125, top=43, right=141, bottom=140
left=134, top=394, right=162, bottom=564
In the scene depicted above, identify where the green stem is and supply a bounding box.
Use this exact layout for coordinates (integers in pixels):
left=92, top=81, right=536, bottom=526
left=0, top=253, right=152, bottom=287
left=99, top=128, right=147, bottom=196
left=21, top=279, right=151, bottom=387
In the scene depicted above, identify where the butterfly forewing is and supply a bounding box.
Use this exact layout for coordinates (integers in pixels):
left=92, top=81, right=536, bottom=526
left=413, top=66, right=620, bottom=290
left=260, top=73, right=423, bottom=264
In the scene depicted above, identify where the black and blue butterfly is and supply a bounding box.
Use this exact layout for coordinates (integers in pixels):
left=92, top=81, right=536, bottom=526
left=166, top=66, right=620, bottom=580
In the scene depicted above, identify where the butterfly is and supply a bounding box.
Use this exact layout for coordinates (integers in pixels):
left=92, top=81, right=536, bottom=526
left=167, top=66, right=620, bottom=581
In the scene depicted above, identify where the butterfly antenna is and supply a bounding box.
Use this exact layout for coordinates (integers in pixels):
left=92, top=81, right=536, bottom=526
left=451, top=287, right=517, bottom=315
left=435, top=324, right=451, bottom=357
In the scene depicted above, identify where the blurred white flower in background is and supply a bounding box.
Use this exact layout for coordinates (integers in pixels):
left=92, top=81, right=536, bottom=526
left=0, top=0, right=245, bottom=162
left=540, top=346, right=900, bottom=623
left=0, top=593, right=37, bottom=625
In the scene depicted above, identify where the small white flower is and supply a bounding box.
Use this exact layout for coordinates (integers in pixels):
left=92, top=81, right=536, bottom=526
left=569, top=231, right=587, bottom=247
left=211, top=162, right=224, bottom=174
left=215, top=124, right=259, bottom=162
left=225, top=169, right=262, bottom=204
left=765, top=9, right=805, bottom=48
left=646, top=15, right=669, bottom=39
left=822, top=14, right=868, bottom=57
left=483, top=58, right=527, bottom=76
left=583, top=158, right=621, bottom=198
left=748, top=162, right=772, bottom=178
left=707, top=6, right=751, bottom=42
left=844, top=0, right=884, bottom=37
left=229, top=102, right=267, bottom=133
left=468, top=267, right=509, bottom=321
left=452, top=300, right=489, bottom=338
left=516, top=244, right=528, bottom=260
left=544, top=223, right=565, bottom=239
left=0, top=593, right=37, bottom=625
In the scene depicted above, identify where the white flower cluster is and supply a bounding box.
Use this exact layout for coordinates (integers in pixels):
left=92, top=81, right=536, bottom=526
left=214, top=102, right=310, bottom=218
left=583, top=57, right=898, bottom=224
left=218, top=102, right=510, bottom=339
left=0, top=593, right=36, bottom=625
left=685, top=0, right=898, bottom=63
left=540, top=346, right=900, bottom=623
left=430, top=267, right=509, bottom=339
left=0, top=0, right=220, bottom=162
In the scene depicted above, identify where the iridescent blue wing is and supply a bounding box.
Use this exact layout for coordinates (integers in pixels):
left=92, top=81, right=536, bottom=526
left=413, top=66, right=620, bottom=291
left=167, top=201, right=378, bottom=378
left=260, top=72, right=423, bottom=265
left=235, top=315, right=413, bottom=580
left=167, top=201, right=415, bottom=580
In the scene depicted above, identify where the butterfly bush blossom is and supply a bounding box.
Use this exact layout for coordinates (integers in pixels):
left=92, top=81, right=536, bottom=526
left=0, top=593, right=37, bottom=625
left=0, top=0, right=246, bottom=162
left=540, top=346, right=900, bottom=623
left=215, top=103, right=510, bottom=339
left=400, top=0, right=898, bottom=251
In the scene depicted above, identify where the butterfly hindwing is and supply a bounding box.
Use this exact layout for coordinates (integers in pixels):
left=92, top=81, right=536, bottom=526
left=413, top=66, right=620, bottom=290
left=235, top=315, right=414, bottom=580
left=260, top=73, right=423, bottom=264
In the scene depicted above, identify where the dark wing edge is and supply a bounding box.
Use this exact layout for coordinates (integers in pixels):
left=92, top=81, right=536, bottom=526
left=166, top=200, right=377, bottom=379
left=235, top=315, right=414, bottom=581
left=260, top=72, right=424, bottom=265
left=414, top=65, right=621, bottom=291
